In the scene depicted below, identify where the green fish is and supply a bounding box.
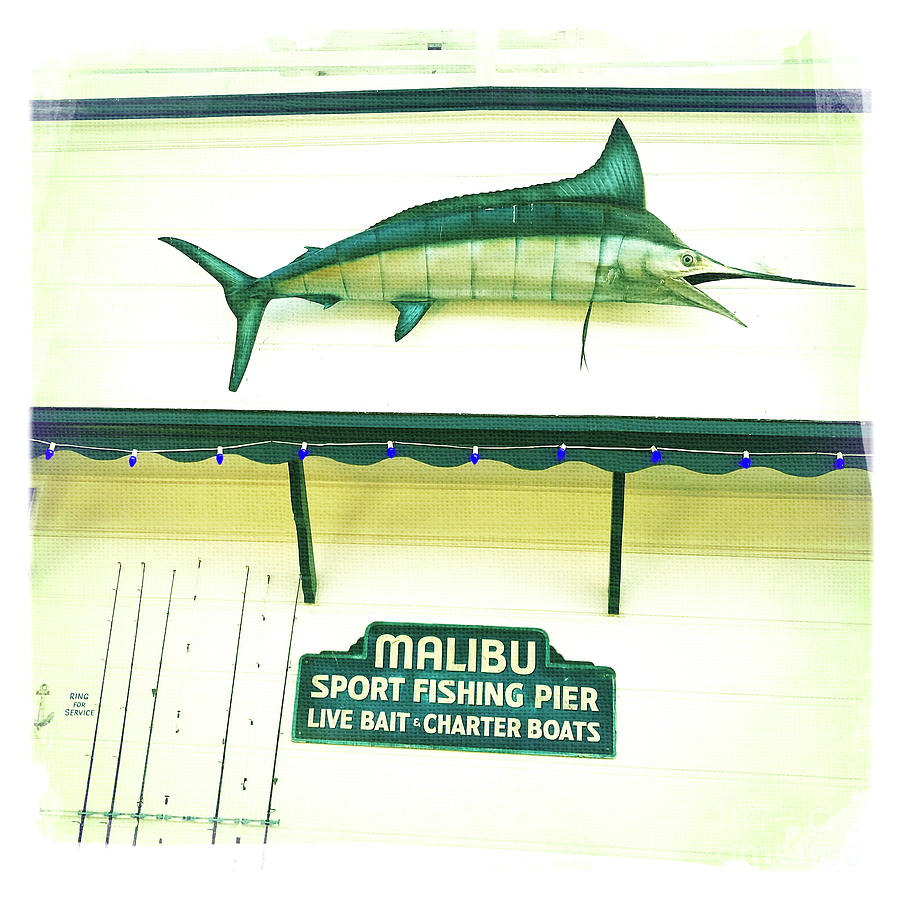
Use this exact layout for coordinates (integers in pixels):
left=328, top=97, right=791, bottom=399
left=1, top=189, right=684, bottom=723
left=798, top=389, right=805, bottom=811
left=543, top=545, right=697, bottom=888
left=160, top=119, right=850, bottom=391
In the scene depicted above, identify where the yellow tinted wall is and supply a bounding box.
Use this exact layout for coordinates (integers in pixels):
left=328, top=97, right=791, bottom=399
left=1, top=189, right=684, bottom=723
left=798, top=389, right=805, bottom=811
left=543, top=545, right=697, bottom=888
left=32, top=454, right=871, bottom=863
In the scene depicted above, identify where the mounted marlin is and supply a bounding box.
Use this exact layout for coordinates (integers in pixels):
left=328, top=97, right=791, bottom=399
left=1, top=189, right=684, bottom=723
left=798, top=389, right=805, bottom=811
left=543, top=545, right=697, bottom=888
left=160, top=119, right=849, bottom=391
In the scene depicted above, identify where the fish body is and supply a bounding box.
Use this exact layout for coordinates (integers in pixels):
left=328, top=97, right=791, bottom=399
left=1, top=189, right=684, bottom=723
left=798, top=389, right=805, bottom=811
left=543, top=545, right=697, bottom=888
left=160, top=119, right=850, bottom=391
left=263, top=204, right=682, bottom=306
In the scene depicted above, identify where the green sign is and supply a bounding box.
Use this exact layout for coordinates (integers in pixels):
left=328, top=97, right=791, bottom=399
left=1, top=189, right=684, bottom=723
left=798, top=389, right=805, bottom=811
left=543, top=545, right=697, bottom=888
left=292, top=622, right=615, bottom=758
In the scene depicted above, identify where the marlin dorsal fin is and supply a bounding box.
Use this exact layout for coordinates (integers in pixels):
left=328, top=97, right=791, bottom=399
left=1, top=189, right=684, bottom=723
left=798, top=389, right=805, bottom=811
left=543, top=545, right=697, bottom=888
left=371, top=119, right=645, bottom=228
left=551, top=119, right=645, bottom=208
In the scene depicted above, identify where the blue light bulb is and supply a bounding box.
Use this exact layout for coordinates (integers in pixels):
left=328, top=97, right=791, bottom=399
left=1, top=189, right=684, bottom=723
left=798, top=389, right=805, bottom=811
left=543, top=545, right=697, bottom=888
left=45, top=443, right=56, bottom=461
left=298, top=447, right=308, bottom=460
left=216, top=453, right=224, bottom=465
left=834, top=454, right=845, bottom=470
left=651, top=446, right=661, bottom=463
left=128, top=455, right=137, bottom=468
left=386, top=442, right=396, bottom=459
left=470, top=452, right=479, bottom=465
left=740, top=452, right=751, bottom=469
left=557, top=445, right=566, bottom=462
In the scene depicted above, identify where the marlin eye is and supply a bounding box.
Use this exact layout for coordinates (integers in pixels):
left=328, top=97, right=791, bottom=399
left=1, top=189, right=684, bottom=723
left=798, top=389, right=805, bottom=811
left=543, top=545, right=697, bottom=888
left=680, top=252, right=695, bottom=267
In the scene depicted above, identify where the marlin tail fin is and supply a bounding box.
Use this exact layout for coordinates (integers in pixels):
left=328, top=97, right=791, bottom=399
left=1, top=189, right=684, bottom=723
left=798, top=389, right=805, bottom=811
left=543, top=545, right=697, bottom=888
left=159, top=237, right=270, bottom=391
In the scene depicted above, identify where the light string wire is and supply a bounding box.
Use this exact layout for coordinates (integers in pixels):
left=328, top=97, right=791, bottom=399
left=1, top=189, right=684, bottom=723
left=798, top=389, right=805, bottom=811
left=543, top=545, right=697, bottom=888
left=30, top=438, right=869, bottom=459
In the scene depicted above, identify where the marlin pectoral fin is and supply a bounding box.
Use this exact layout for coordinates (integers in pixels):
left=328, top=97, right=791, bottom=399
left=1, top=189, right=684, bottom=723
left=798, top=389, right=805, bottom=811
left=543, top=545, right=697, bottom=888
left=392, top=300, right=433, bottom=341
left=580, top=302, right=593, bottom=371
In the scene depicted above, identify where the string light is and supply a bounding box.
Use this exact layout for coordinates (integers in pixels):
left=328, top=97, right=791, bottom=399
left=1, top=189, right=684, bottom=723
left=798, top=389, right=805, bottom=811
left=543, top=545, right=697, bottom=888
left=31, top=438, right=868, bottom=468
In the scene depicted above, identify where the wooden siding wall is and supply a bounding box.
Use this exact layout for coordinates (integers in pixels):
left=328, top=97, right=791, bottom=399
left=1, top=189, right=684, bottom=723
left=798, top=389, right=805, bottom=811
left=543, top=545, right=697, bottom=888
left=33, top=110, right=865, bottom=419
left=31, top=454, right=871, bottom=863
left=30, top=29, right=871, bottom=869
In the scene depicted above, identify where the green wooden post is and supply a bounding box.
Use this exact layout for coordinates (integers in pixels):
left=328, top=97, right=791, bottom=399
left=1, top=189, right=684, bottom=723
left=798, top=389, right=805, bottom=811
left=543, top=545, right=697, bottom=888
left=287, top=458, right=317, bottom=604
left=608, top=471, right=626, bottom=615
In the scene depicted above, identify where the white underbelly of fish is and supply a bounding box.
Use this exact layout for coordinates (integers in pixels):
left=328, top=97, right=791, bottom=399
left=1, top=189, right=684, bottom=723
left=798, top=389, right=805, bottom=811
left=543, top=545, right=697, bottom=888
left=281, top=236, right=613, bottom=304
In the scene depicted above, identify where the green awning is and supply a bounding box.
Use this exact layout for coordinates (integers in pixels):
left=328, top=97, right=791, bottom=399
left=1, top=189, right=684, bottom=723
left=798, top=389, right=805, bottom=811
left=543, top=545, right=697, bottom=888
left=31, top=86, right=869, bottom=121
left=31, top=407, right=870, bottom=477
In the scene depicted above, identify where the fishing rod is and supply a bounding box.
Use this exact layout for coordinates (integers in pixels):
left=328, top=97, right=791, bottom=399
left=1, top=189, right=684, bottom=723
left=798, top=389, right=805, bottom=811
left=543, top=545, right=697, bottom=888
left=105, top=562, right=146, bottom=845
left=132, top=569, right=176, bottom=846
left=211, top=566, right=250, bottom=844
left=264, top=576, right=302, bottom=844
left=77, top=561, right=122, bottom=844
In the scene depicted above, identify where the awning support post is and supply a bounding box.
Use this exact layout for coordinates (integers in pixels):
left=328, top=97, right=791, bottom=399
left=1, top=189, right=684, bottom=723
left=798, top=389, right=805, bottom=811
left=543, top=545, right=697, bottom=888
left=608, top=471, right=626, bottom=615
left=287, top=458, right=317, bottom=604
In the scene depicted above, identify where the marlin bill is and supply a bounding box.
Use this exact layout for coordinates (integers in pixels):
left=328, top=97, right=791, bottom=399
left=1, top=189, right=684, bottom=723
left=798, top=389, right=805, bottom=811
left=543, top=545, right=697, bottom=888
left=160, top=119, right=851, bottom=392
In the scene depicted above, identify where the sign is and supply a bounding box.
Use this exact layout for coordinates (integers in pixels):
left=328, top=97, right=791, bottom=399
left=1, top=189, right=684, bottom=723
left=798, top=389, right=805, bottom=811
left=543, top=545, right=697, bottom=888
left=292, top=622, right=615, bottom=758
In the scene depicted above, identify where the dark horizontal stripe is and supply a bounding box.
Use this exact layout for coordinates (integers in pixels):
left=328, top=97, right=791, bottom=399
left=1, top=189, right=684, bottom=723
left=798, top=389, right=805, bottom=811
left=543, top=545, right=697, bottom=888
left=31, top=407, right=871, bottom=477
left=31, top=86, right=870, bottom=121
